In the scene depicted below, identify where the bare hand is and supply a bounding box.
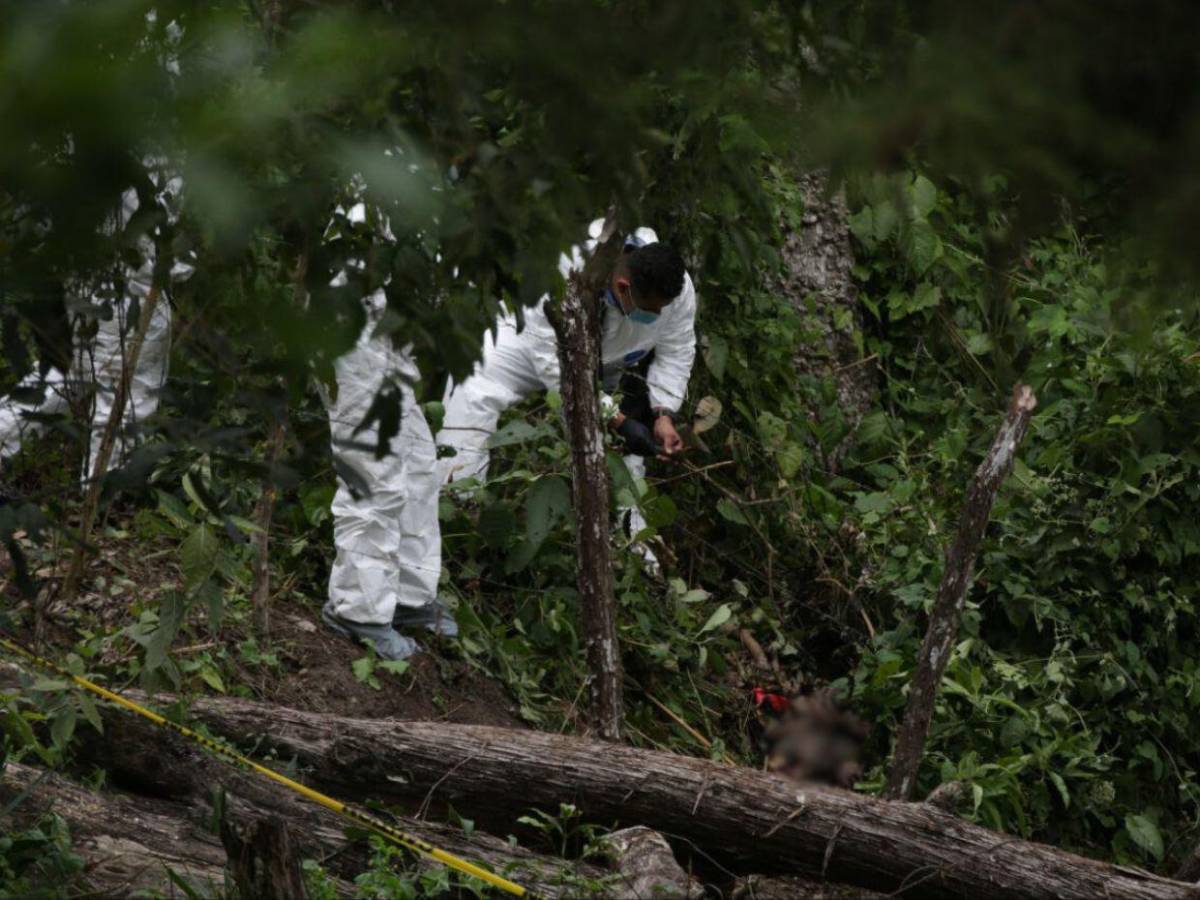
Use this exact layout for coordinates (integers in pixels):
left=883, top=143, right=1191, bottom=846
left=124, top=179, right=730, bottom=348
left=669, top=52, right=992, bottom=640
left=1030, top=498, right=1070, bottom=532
left=654, top=416, right=684, bottom=457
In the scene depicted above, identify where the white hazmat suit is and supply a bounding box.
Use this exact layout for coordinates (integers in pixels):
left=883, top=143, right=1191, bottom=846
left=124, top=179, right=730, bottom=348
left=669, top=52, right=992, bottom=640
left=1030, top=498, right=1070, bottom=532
left=324, top=291, right=441, bottom=627
left=436, top=219, right=696, bottom=549
left=319, top=201, right=447, bottom=659
left=0, top=170, right=189, bottom=479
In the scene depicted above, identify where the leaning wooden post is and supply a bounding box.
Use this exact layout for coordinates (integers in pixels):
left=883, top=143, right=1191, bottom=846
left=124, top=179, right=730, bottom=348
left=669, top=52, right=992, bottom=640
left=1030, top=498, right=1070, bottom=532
left=544, top=216, right=625, bottom=741
left=884, top=384, right=1037, bottom=800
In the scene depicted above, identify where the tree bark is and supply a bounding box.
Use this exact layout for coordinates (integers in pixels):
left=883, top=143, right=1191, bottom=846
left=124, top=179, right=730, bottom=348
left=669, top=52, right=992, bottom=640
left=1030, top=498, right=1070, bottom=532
left=102, top=689, right=1197, bottom=900
left=543, top=216, right=626, bottom=741
left=884, top=384, right=1038, bottom=800
left=220, top=811, right=308, bottom=900
left=58, top=284, right=163, bottom=610
left=782, top=172, right=876, bottom=471
left=251, top=410, right=287, bottom=637
left=601, top=826, right=702, bottom=899
left=1, top=759, right=231, bottom=898
left=1, top=752, right=608, bottom=899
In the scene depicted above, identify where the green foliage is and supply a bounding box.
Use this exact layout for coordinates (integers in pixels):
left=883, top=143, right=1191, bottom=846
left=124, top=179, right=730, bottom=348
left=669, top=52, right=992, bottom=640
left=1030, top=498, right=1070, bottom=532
left=836, top=170, right=1200, bottom=862
left=0, top=810, right=82, bottom=899
left=351, top=650, right=410, bottom=692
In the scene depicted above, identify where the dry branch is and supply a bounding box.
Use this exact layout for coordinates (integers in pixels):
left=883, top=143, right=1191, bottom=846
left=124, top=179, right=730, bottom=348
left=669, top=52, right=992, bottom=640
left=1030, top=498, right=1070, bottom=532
left=58, top=285, right=163, bottom=610
left=884, top=384, right=1038, bottom=801
left=251, top=410, right=287, bottom=637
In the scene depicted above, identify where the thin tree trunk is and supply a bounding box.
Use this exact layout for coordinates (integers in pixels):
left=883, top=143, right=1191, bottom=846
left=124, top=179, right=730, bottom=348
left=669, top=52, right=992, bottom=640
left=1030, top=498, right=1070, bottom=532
left=251, top=411, right=287, bottom=637
left=57, top=285, right=163, bottom=614
left=884, top=384, right=1038, bottom=800
left=72, top=685, right=1200, bottom=900
left=220, top=811, right=308, bottom=900
left=544, top=217, right=625, bottom=741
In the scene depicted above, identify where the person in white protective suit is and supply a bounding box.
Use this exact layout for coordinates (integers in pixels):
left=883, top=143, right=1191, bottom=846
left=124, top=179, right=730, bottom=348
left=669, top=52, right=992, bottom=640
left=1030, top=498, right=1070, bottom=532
left=318, top=202, right=455, bottom=661
left=0, top=167, right=190, bottom=480
left=437, top=219, right=696, bottom=565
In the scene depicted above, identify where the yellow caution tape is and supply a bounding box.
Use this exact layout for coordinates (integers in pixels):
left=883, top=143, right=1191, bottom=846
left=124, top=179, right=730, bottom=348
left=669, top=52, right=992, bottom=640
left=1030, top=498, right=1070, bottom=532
left=0, top=633, right=530, bottom=897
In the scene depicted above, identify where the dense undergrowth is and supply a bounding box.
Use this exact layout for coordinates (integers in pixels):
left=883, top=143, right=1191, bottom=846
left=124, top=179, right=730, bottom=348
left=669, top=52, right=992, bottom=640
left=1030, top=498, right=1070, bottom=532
left=3, top=165, right=1200, bottom=893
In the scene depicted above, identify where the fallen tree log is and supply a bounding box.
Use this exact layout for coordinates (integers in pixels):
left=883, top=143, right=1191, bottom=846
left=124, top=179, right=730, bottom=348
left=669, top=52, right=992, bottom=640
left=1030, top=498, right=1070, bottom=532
left=1, top=760, right=230, bottom=898
left=1, top=756, right=612, bottom=899
left=145, top=693, right=1198, bottom=899
left=0, top=663, right=617, bottom=897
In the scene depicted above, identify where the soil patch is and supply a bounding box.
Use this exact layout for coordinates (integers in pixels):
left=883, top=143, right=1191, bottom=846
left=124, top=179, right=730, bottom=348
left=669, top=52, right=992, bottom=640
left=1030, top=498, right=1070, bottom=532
left=262, top=607, right=524, bottom=727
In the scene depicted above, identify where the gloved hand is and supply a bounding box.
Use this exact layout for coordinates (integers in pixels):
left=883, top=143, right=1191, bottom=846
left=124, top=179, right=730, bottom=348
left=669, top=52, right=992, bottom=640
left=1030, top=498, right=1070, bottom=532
left=617, top=417, right=662, bottom=457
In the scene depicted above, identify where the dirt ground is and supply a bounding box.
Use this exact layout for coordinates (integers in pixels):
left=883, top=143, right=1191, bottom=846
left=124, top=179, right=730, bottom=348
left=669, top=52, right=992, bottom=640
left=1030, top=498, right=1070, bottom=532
left=261, top=608, right=524, bottom=727
left=1, top=506, right=524, bottom=730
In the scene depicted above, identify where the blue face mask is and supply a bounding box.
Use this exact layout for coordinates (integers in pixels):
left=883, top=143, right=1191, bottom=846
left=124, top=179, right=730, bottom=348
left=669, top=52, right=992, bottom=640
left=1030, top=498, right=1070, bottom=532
left=606, top=287, right=660, bottom=325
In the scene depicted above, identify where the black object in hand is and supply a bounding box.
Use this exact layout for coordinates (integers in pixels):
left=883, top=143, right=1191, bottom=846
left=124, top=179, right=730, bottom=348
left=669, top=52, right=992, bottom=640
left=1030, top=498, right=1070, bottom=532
left=617, top=418, right=662, bottom=457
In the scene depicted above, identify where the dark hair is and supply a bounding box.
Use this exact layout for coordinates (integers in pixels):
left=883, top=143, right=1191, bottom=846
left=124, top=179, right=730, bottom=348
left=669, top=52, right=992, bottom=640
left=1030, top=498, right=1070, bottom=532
left=627, top=242, right=685, bottom=302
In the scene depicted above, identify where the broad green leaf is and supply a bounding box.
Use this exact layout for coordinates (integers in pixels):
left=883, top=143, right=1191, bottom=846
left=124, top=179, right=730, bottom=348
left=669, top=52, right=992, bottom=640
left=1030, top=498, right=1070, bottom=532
left=778, top=443, right=805, bottom=478
left=904, top=220, right=943, bottom=274
left=703, top=335, right=729, bottom=381
left=300, top=483, right=335, bottom=527
left=911, top=174, right=938, bottom=217
left=1000, top=714, right=1029, bottom=747
left=1048, top=772, right=1070, bottom=809
left=847, top=206, right=874, bottom=244
left=50, top=706, right=77, bottom=750
left=699, top=603, right=732, bottom=635
left=378, top=659, right=410, bottom=677
left=180, top=524, right=219, bottom=595
left=421, top=400, right=445, bottom=432
left=351, top=655, right=375, bottom=685
left=478, top=503, right=517, bottom=550
left=716, top=498, right=748, bottom=526
left=1125, top=814, right=1163, bottom=860
left=181, top=473, right=212, bottom=515
left=146, top=592, right=187, bottom=671
left=487, top=420, right=546, bottom=449
left=156, top=490, right=194, bottom=530
left=641, top=493, right=677, bottom=530
left=199, top=667, right=226, bottom=693
left=911, top=281, right=942, bottom=313
left=872, top=200, right=899, bottom=241
left=525, top=476, right=571, bottom=549
left=78, top=693, right=104, bottom=734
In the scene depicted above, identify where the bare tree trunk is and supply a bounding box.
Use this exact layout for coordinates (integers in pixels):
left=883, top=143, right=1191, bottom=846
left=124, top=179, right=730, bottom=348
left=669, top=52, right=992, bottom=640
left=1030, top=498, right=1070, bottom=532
left=544, top=218, right=626, bottom=741
left=884, top=384, right=1038, bottom=800
left=251, top=411, right=287, bottom=637
left=57, top=284, right=162, bottom=613
left=782, top=172, right=876, bottom=471
left=74, top=686, right=1197, bottom=900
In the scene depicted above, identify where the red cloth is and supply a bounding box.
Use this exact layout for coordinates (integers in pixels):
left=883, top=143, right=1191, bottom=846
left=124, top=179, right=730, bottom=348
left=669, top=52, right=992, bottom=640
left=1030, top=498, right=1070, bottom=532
left=752, top=687, right=790, bottom=714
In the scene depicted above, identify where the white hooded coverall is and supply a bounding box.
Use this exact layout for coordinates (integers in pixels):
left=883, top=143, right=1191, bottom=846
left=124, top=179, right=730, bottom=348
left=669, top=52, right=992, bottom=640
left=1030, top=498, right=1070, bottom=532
left=436, top=219, right=697, bottom=497
left=0, top=170, right=189, bottom=478
left=322, top=203, right=440, bottom=626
